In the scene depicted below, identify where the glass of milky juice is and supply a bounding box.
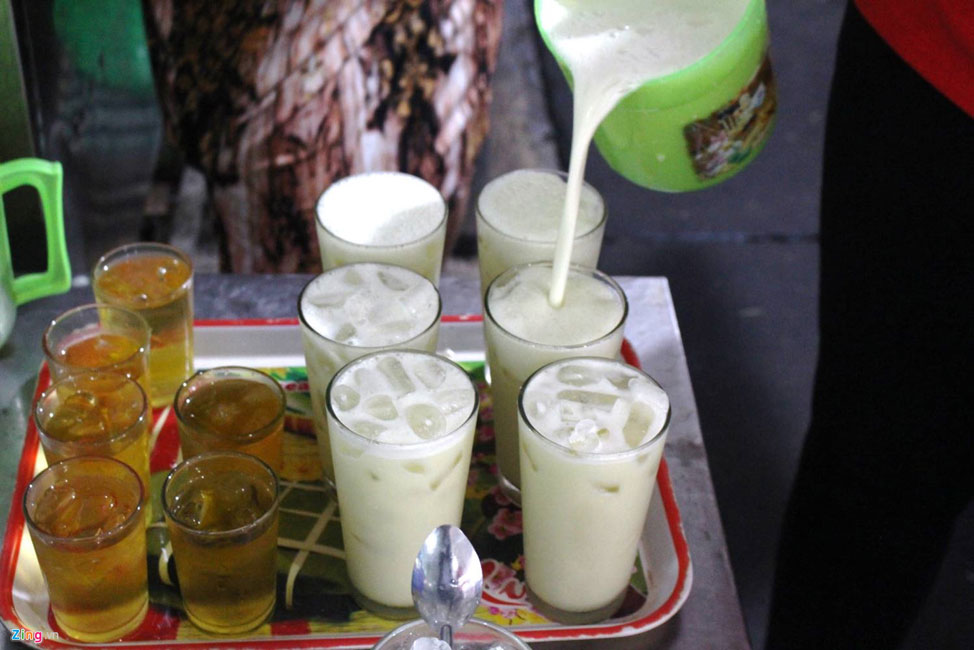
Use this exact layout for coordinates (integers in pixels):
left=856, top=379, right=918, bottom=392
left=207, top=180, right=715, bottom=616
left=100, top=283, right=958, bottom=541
left=175, top=366, right=286, bottom=474
left=43, top=303, right=151, bottom=401
left=93, top=242, right=194, bottom=407
left=315, top=172, right=448, bottom=285
left=298, top=262, right=442, bottom=485
left=162, top=451, right=280, bottom=634
left=24, top=456, right=148, bottom=642
left=374, top=619, right=533, bottom=650
left=34, top=372, right=151, bottom=522
left=326, top=350, right=478, bottom=618
left=476, top=169, right=606, bottom=300
left=484, top=262, right=627, bottom=502
left=518, top=357, right=670, bottom=624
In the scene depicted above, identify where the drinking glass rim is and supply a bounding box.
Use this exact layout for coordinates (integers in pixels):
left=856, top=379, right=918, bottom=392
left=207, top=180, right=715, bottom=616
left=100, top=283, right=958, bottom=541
left=315, top=172, right=448, bottom=249
left=92, top=241, right=194, bottom=303
left=35, top=371, right=149, bottom=449
left=517, top=356, right=671, bottom=460
left=324, top=349, right=479, bottom=450
left=484, top=261, right=629, bottom=349
left=374, top=618, right=533, bottom=650
left=162, top=450, right=280, bottom=538
left=23, top=455, right=145, bottom=547
left=42, top=302, right=150, bottom=375
left=475, top=168, right=607, bottom=242
left=174, top=366, right=286, bottom=444
left=296, top=263, right=443, bottom=349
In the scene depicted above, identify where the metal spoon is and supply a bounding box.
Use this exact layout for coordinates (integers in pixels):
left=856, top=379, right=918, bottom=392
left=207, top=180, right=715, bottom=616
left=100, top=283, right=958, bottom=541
left=412, top=524, right=484, bottom=648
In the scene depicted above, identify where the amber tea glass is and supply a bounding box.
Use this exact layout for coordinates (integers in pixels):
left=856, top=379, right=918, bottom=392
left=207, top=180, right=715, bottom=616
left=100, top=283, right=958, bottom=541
left=175, top=366, right=286, bottom=473
left=34, top=372, right=151, bottom=519
left=93, top=242, right=194, bottom=407
left=43, top=303, right=150, bottom=400
left=163, top=451, right=280, bottom=635
left=24, top=456, right=148, bottom=642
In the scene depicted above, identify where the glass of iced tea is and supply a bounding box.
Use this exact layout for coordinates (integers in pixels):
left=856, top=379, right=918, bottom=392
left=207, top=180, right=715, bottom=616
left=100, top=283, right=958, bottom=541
left=175, top=366, right=285, bottom=473
left=162, top=451, right=280, bottom=634
left=93, top=242, right=194, bottom=407
left=24, top=456, right=148, bottom=642
left=43, top=303, right=151, bottom=400
left=34, top=372, right=151, bottom=520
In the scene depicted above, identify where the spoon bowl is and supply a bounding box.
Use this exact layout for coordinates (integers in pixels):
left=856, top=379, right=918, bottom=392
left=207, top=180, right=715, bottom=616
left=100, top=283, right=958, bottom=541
left=411, top=525, right=484, bottom=647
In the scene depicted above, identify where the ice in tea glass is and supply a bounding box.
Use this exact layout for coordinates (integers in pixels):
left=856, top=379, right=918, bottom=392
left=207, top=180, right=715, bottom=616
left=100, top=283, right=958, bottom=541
left=298, top=263, right=442, bottom=484
left=476, top=169, right=606, bottom=299
left=34, top=372, right=151, bottom=517
left=43, top=303, right=151, bottom=400
left=518, top=357, right=670, bottom=623
left=175, top=366, right=286, bottom=473
left=484, top=262, right=627, bottom=502
left=162, top=451, right=279, bottom=634
left=93, top=242, right=194, bottom=407
left=326, top=350, right=478, bottom=617
left=374, top=619, right=532, bottom=649
left=315, top=172, right=448, bottom=285
left=24, top=456, right=148, bottom=642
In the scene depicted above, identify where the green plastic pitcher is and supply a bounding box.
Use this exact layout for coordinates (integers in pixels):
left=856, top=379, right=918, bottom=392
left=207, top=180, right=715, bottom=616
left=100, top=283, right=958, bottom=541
left=536, top=0, right=777, bottom=192
left=0, top=158, right=72, bottom=346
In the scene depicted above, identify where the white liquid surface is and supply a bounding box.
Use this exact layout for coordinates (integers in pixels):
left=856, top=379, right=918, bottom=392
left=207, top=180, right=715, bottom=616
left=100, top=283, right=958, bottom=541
left=537, top=0, right=749, bottom=304
left=299, top=264, right=439, bottom=347
left=478, top=170, right=603, bottom=242
left=329, top=351, right=476, bottom=445
left=316, top=172, right=445, bottom=246
left=487, top=264, right=624, bottom=346
left=522, top=358, right=669, bottom=453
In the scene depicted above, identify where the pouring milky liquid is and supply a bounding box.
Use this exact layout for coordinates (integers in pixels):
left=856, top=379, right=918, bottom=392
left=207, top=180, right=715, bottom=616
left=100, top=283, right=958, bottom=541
left=536, top=0, right=753, bottom=305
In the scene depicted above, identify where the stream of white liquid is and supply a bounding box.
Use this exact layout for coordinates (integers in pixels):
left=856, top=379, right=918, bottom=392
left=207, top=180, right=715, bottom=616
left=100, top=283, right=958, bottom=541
left=538, top=0, right=749, bottom=305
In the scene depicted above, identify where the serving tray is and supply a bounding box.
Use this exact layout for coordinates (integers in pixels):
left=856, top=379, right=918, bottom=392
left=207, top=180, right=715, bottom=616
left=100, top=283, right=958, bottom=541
left=0, top=317, right=691, bottom=649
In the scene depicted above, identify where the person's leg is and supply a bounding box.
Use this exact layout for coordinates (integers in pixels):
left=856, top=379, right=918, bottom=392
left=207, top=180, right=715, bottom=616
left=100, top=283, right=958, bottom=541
left=765, top=3, right=974, bottom=649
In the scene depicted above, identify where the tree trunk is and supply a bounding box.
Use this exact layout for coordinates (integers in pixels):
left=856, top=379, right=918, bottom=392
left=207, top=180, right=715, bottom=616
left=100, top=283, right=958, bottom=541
left=143, top=0, right=504, bottom=272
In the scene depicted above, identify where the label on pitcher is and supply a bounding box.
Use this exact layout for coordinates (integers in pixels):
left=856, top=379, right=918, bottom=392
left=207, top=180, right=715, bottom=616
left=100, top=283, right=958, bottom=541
left=683, top=52, right=776, bottom=180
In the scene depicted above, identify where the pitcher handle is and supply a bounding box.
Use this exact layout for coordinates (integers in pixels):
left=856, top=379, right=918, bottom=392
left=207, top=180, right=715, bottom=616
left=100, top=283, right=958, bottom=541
left=0, top=159, right=71, bottom=305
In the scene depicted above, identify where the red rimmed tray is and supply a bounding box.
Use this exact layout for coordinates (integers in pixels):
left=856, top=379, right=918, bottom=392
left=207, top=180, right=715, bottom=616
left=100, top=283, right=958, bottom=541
left=0, top=317, right=691, bottom=648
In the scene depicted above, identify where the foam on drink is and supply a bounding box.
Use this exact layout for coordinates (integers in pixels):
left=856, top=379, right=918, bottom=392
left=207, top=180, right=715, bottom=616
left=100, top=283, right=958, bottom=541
left=300, top=264, right=439, bottom=347
left=478, top=169, right=603, bottom=242
left=536, top=0, right=749, bottom=304
left=487, top=263, right=624, bottom=345
left=316, top=172, right=445, bottom=246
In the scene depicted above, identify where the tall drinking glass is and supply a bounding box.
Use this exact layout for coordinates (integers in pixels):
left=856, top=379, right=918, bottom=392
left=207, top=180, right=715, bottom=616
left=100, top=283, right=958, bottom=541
left=24, top=456, right=148, bottom=642
left=315, top=172, right=448, bottom=284
left=163, top=451, right=280, bottom=634
left=298, top=262, right=441, bottom=484
left=476, top=169, right=606, bottom=299
left=43, top=303, right=151, bottom=400
left=175, top=366, right=286, bottom=473
left=34, top=372, right=151, bottom=519
left=326, top=350, right=478, bottom=617
left=518, top=357, right=670, bottom=623
left=93, top=242, right=194, bottom=407
left=484, top=262, right=627, bottom=502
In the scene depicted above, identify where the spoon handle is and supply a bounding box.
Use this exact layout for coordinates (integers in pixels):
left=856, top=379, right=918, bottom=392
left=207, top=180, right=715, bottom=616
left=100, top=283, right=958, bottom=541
left=439, top=624, right=454, bottom=648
